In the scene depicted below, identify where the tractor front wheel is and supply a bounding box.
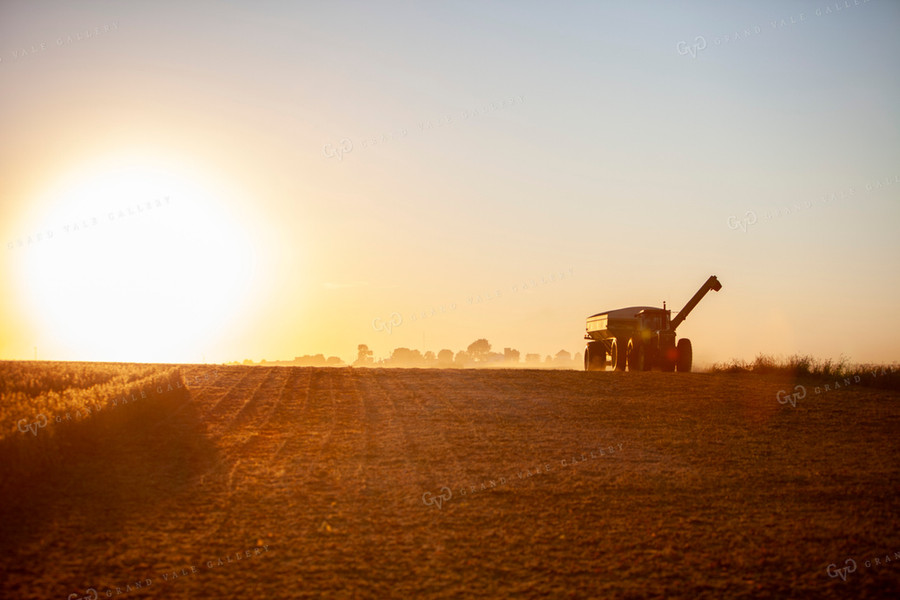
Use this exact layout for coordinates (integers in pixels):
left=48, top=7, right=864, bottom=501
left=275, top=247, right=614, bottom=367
left=676, top=338, right=693, bottom=373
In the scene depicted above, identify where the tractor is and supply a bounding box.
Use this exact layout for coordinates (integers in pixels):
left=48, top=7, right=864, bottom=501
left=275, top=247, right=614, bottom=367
left=584, top=275, right=722, bottom=372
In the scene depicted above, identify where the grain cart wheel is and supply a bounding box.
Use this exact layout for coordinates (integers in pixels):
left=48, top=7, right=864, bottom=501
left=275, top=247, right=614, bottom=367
left=627, top=338, right=647, bottom=371
left=676, top=338, right=693, bottom=373
left=584, top=342, right=607, bottom=371
left=597, top=347, right=607, bottom=370
left=611, top=338, right=627, bottom=371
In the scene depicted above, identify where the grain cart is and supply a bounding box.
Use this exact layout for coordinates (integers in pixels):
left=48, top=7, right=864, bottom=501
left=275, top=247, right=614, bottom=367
left=583, top=275, right=722, bottom=372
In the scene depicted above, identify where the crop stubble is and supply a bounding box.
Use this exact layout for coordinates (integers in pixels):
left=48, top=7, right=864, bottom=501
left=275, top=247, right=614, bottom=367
left=1, top=365, right=898, bottom=598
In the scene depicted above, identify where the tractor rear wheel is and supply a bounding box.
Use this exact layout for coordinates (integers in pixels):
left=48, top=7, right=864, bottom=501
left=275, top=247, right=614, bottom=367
left=611, top=338, right=627, bottom=371
left=676, top=338, right=693, bottom=373
left=584, top=342, right=607, bottom=371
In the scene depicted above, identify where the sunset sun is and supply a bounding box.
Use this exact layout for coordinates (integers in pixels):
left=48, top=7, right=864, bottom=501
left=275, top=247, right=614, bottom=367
left=12, top=158, right=260, bottom=363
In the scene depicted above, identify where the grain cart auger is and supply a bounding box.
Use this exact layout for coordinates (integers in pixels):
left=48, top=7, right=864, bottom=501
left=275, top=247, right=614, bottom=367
left=583, top=275, right=723, bottom=373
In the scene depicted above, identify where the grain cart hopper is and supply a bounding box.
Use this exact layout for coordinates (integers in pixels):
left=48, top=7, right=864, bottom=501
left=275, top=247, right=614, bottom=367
left=584, top=275, right=722, bottom=372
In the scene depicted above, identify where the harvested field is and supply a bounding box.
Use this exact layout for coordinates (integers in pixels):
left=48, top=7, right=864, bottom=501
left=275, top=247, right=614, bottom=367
left=1, top=364, right=898, bottom=599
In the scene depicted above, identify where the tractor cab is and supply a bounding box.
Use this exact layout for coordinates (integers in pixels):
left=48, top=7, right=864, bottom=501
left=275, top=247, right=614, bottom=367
left=634, top=308, right=671, bottom=333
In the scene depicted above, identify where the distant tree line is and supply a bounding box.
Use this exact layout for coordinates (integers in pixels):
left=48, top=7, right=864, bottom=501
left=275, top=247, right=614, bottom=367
left=352, top=339, right=581, bottom=369
left=230, top=339, right=581, bottom=369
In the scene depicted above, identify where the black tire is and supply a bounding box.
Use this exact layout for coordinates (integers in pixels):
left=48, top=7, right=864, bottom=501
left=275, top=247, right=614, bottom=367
left=584, top=342, right=607, bottom=372
left=627, top=338, right=647, bottom=372
left=676, top=338, right=692, bottom=373
left=611, top=338, right=627, bottom=371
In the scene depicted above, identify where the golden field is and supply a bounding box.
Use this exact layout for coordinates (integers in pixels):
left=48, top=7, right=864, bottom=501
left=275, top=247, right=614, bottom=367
left=1, top=363, right=898, bottom=599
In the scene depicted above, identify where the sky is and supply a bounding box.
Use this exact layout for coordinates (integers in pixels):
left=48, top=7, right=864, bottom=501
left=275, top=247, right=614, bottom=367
left=1, top=0, right=898, bottom=366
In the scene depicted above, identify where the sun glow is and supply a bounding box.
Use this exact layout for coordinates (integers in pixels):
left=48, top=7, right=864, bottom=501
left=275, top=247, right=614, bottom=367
left=12, top=157, right=263, bottom=363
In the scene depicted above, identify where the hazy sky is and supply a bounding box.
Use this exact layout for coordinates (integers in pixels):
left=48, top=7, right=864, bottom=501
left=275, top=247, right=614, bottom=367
left=2, top=0, right=898, bottom=366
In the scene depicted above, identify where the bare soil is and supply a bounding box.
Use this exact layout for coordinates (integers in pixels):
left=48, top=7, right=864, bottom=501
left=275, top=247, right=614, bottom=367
left=1, top=366, right=898, bottom=599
